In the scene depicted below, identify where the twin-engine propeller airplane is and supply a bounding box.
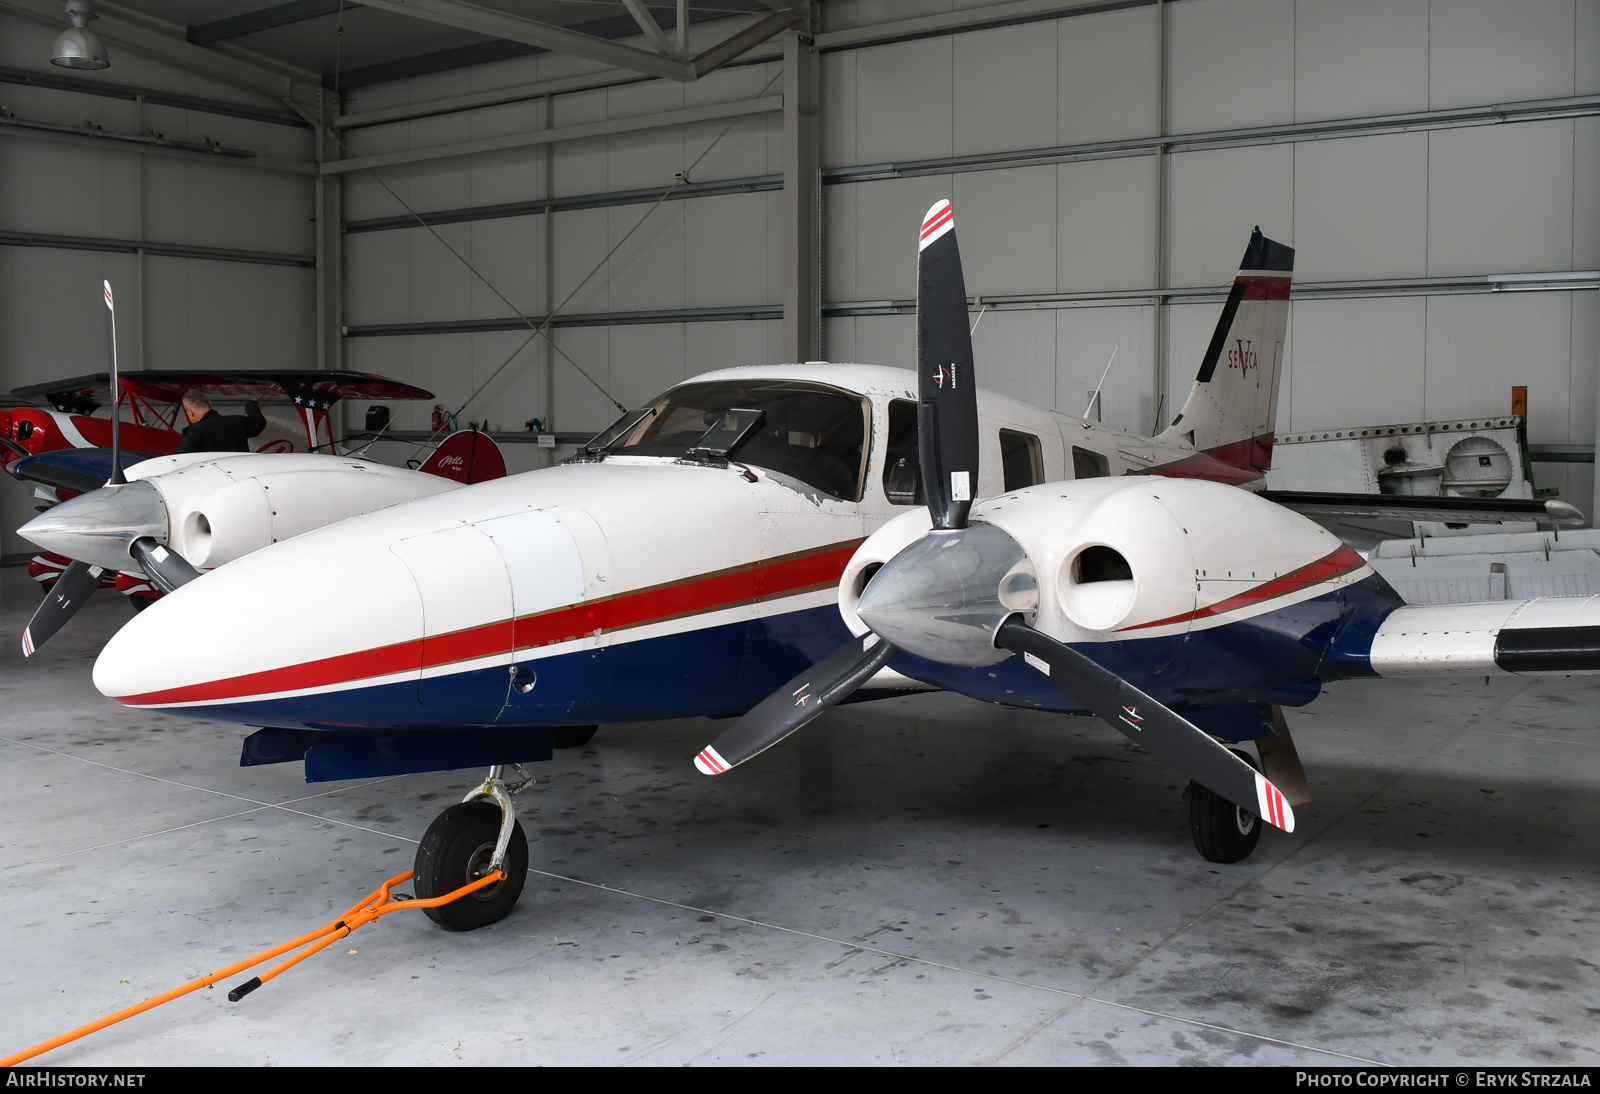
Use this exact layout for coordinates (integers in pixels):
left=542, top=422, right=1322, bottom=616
left=10, top=282, right=505, bottom=655
left=87, top=204, right=1599, bottom=932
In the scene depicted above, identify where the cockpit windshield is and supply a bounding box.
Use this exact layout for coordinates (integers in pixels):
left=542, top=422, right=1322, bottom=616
left=608, top=380, right=871, bottom=501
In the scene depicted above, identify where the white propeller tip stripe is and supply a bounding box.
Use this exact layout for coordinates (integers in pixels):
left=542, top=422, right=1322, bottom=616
left=694, top=746, right=729, bottom=775
left=919, top=199, right=954, bottom=251
left=21, top=630, right=34, bottom=657
left=1253, top=772, right=1295, bottom=833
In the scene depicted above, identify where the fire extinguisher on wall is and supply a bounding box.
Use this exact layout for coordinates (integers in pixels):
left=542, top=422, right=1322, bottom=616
left=431, top=404, right=446, bottom=432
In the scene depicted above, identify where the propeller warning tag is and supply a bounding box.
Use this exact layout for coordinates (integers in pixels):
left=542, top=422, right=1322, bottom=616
left=950, top=471, right=971, bottom=502
left=1023, top=651, right=1049, bottom=676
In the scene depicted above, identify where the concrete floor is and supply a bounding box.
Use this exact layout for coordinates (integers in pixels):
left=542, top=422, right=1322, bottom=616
left=1, top=565, right=1597, bottom=1067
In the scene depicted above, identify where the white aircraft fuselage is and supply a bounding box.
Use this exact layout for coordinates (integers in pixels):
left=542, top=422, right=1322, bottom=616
left=89, top=363, right=1399, bottom=737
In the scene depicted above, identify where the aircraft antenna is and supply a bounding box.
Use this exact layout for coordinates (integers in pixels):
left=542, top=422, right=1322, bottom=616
left=103, top=280, right=124, bottom=486
left=1084, top=343, right=1118, bottom=421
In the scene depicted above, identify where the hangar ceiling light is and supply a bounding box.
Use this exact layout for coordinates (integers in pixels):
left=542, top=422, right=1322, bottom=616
left=51, top=0, right=109, bottom=70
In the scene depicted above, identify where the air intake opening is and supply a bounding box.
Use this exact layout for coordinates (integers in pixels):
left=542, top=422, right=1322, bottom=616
left=853, top=561, right=883, bottom=601
left=1074, top=545, right=1132, bottom=583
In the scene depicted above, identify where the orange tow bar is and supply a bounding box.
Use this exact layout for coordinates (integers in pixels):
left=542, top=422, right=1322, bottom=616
left=0, top=867, right=504, bottom=1067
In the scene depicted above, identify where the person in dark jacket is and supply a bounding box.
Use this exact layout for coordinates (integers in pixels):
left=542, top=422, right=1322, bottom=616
left=176, top=391, right=267, bottom=454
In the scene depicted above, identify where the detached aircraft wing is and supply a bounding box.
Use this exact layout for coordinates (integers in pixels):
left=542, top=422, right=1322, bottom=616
left=10, top=370, right=434, bottom=414
left=1260, top=490, right=1583, bottom=526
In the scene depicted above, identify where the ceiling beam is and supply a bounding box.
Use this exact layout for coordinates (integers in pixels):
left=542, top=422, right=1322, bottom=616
left=0, top=0, right=320, bottom=101
left=354, top=0, right=695, bottom=81
left=353, top=0, right=792, bottom=83
left=323, top=93, right=781, bottom=174
left=331, top=1, right=773, bottom=90
left=187, top=0, right=354, bottom=46
left=620, top=0, right=680, bottom=58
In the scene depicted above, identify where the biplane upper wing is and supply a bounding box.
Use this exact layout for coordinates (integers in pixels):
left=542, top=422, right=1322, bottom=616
left=10, top=371, right=434, bottom=413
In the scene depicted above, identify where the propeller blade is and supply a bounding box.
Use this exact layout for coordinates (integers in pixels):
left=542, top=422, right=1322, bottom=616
left=916, top=200, right=980, bottom=530
left=694, top=633, right=899, bottom=774
left=103, top=280, right=125, bottom=487
left=21, top=559, right=104, bottom=656
left=995, top=617, right=1295, bottom=832
left=129, top=536, right=199, bottom=594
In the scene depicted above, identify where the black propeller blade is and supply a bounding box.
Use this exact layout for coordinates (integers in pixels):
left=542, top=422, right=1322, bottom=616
left=130, top=536, right=200, bottom=594
left=21, top=559, right=104, bottom=657
left=694, top=634, right=899, bottom=775
left=995, top=617, right=1295, bottom=832
left=916, top=200, right=980, bottom=530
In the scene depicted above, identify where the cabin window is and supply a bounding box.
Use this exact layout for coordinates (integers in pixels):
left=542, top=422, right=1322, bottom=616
left=1000, top=430, right=1044, bottom=491
left=612, top=379, right=870, bottom=500
left=882, top=399, right=923, bottom=505
left=1072, top=446, right=1110, bottom=479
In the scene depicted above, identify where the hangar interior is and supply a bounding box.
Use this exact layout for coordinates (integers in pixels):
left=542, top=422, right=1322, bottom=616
left=0, top=0, right=1597, bottom=1068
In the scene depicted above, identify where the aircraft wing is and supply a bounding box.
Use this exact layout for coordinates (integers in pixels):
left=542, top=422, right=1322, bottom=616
left=10, top=371, right=434, bottom=414
left=1370, top=596, right=1600, bottom=677
left=1261, top=490, right=1583, bottom=526
left=10, top=449, right=156, bottom=494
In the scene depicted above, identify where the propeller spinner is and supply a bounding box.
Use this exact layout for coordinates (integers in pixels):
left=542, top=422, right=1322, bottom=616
left=689, top=201, right=1295, bottom=835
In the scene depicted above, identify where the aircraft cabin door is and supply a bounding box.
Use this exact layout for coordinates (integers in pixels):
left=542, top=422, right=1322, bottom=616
left=390, top=524, right=514, bottom=724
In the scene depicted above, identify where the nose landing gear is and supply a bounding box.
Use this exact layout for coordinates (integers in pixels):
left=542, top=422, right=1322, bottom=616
left=414, top=765, right=528, bottom=931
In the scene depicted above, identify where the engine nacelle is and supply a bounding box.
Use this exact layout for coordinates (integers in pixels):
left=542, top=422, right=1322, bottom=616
left=139, top=455, right=462, bottom=570
left=846, top=478, right=1355, bottom=664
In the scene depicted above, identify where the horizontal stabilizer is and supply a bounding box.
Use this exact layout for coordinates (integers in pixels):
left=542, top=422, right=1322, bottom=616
left=1264, top=490, right=1583, bottom=526
left=1370, top=596, right=1600, bottom=677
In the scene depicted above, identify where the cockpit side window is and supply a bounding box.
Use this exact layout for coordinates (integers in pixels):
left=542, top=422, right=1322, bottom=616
left=610, top=380, right=870, bottom=501
left=999, top=429, right=1044, bottom=491
left=882, top=399, right=923, bottom=505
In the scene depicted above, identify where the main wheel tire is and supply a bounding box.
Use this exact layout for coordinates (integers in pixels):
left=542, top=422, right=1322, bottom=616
left=1186, top=749, right=1263, bottom=864
left=414, top=801, right=528, bottom=931
left=551, top=724, right=598, bottom=749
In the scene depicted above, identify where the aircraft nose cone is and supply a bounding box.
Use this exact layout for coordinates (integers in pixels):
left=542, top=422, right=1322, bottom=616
left=857, top=522, right=1034, bottom=667
left=19, top=480, right=167, bottom=571
left=92, top=518, right=427, bottom=721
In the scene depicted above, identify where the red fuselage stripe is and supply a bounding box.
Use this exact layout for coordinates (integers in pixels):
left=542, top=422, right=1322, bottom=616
left=1119, top=545, right=1366, bottom=633
left=116, top=541, right=864, bottom=707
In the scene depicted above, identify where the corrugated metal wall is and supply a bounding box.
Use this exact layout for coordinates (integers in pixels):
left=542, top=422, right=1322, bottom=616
left=334, top=0, right=1597, bottom=513
left=0, top=9, right=316, bottom=556
left=1, top=0, right=1595, bottom=557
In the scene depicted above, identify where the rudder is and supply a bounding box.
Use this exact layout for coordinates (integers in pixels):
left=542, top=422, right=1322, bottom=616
left=417, top=430, right=507, bottom=485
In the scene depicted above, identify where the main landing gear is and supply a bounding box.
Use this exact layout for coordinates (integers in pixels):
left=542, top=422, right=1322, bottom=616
left=414, top=765, right=528, bottom=931
left=1186, top=748, right=1264, bottom=864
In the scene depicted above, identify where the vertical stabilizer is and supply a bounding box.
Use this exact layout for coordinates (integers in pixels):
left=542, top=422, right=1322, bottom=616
left=1155, top=228, right=1293, bottom=483
left=418, top=430, right=507, bottom=484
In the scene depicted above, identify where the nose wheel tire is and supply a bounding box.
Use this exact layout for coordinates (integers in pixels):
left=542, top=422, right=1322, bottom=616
left=414, top=801, right=528, bottom=931
left=1186, top=749, right=1263, bottom=864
